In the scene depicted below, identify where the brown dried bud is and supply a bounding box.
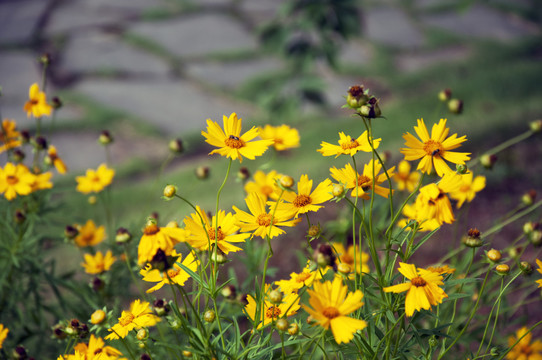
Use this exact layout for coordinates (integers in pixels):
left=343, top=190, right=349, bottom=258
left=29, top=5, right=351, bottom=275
left=169, top=138, right=184, bottom=154
left=438, top=88, right=452, bottom=102
left=448, top=99, right=463, bottom=114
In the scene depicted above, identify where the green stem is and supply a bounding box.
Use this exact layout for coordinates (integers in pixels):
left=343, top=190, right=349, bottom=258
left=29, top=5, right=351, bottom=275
left=469, top=130, right=534, bottom=167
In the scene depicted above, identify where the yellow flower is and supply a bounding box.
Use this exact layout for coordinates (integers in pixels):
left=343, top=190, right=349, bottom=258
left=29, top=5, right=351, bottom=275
left=258, top=124, right=300, bottom=151
left=426, top=265, right=456, bottom=275
left=383, top=263, right=448, bottom=317
left=450, top=172, right=486, bottom=208
left=0, top=119, right=22, bottom=153
left=76, top=164, right=114, bottom=194
left=330, top=160, right=395, bottom=200
left=244, top=287, right=301, bottom=329
left=244, top=170, right=282, bottom=201
left=536, top=259, right=542, bottom=288
left=90, top=309, right=106, bottom=324
left=0, top=162, right=36, bottom=200
left=137, top=222, right=187, bottom=264
left=401, top=118, right=470, bottom=176
left=30, top=171, right=53, bottom=191
left=201, top=112, right=274, bottom=163
left=140, top=251, right=199, bottom=293
left=393, top=160, right=421, bottom=192
left=74, top=335, right=124, bottom=359
left=183, top=206, right=249, bottom=254
left=233, top=192, right=300, bottom=239
left=23, top=83, right=52, bottom=118
left=74, top=220, right=106, bottom=247
left=333, top=243, right=369, bottom=276
left=317, top=131, right=380, bottom=158
left=269, top=174, right=333, bottom=218
left=275, top=262, right=328, bottom=294
left=303, top=277, right=367, bottom=344
left=506, top=326, right=542, bottom=360
left=106, top=300, right=160, bottom=340
left=47, top=145, right=68, bottom=174
left=0, top=324, right=8, bottom=349
left=81, top=250, right=116, bottom=274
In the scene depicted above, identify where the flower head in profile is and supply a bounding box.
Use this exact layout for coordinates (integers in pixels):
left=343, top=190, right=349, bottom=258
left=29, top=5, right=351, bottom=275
left=105, top=300, right=160, bottom=340
left=244, top=170, right=282, bottom=201
left=233, top=192, right=300, bottom=239
left=269, top=174, right=333, bottom=218
left=258, top=124, right=300, bottom=151
left=23, top=83, right=52, bottom=118
left=426, top=265, right=456, bottom=276
left=183, top=206, right=249, bottom=254
left=0, top=119, right=22, bottom=153
left=303, top=277, right=367, bottom=344
left=76, top=164, right=114, bottom=194
left=275, top=262, right=328, bottom=295
left=383, top=263, right=448, bottom=317
left=0, top=324, right=8, bottom=349
left=0, top=163, right=36, bottom=200
left=450, top=172, right=486, bottom=208
left=47, top=145, right=68, bottom=174
left=317, top=131, right=381, bottom=158
left=401, top=118, right=470, bottom=176
left=506, top=326, right=542, bottom=360
left=202, top=112, right=274, bottom=163
left=393, top=160, right=421, bottom=192
left=330, top=160, right=395, bottom=200
left=81, top=250, right=116, bottom=274
left=137, top=221, right=187, bottom=264
left=536, top=259, right=542, bottom=288
left=73, top=335, right=123, bottom=359
left=333, top=243, right=369, bottom=277
left=74, top=220, right=106, bottom=247
left=244, top=287, right=301, bottom=329
left=140, top=250, right=199, bottom=293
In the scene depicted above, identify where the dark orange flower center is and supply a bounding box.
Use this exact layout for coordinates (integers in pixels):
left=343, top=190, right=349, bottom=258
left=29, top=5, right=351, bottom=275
left=144, top=223, right=160, bottom=235
left=274, top=138, right=284, bottom=145
left=225, top=135, right=244, bottom=149
left=167, top=268, right=180, bottom=278
left=94, top=349, right=103, bottom=355
left=357, top=175, right=372, bottom=190
left=119, top=313, right=135, bottom=326
left=411, top=276, right=427, bottom=287
left=322, top=306, right=340, bottom=319
left=341, top=253, right=354, bottom=265
left=92, top=174, right=102, bottom=183
left=260, top=185, right=273, bottom=196
left=207, top=226, right=225, bottom=241
left=520, top=344, right=533, bottom=355
left=6, top=175, right=18, bottom=185
left=293, top=194, right=311, bottom=207
left=341, top=139, right=360, bottom=150
left=265, top=306, right=282, bottom=319
left=257, top=213, right=273, bottom=226
left=295, top=272, right=311, bottom=283
left=30, top=99, right=39, bottom=106
left=81, top=232, right=95, bottom=244
left=423, top=140, right=444, bottom=157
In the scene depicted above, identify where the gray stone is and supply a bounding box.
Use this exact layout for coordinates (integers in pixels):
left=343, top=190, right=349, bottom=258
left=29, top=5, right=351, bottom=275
left=239, top=0, right=284, bottom=24
left=0, top=0, right=50, bottom=45
left=363, top=6, right=425, bottom=48
left=395, top=45, right=471, bottom=72
left=84, top=0, right=168, bottom=11
left=185, top=57, right=283, bottom=89
left=129, top=14, right=258, bottom=58
left=421, top=4, right=540, bottom=40
left=73, top=78, right=253, bottom=134
left=338, top=40, right=373, bottom=67
left=61, top=31, right=170, bottom=75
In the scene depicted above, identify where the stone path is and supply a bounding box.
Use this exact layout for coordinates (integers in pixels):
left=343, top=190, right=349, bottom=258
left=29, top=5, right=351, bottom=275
left=0, top=0, right=539, bottom=171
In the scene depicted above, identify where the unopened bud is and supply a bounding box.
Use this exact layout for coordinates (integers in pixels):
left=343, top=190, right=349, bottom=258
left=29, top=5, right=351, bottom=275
left=448, top=99, right=463, bottom=114
left=314, top=244, right=335, bottom=268
left=182, top=350, right=193, bottom=358
left=140, top=354, right=151, bottom=360
left=20, top=129, right=31, bottom=143
left=115, top=227, right=132, bottom=244
left=455, top=163, right=468, bottom=174
left=495, top=264, right=510, bottom=275
left=490, top=347, right=500, bottom=357
left=52, top=96, right=63, bottom=109
left=195, top=166, right=209, bottom=179
left=13, top=149, right=25, bottom=162
left=521, top=190, right=536, bottom=206
left=14, top=209, right=26, bottom=224
left=288, top=322, right=300, bottom=336
left=203, top=310, right=216, bottom=323
left=170, top=319, right=182, bottom=330
left=428, top=335, right=439, bottom=347
left=480, top=154, right=497, bottom=169
left=529, top=119, right=542, bottom=133
left=153, top=299, right=170, bottom=316
left=275, top=318, right=289, bottom=332
left=169, top=139, right=184, bottom=154
left=307, top=225, right=321, bottom=238
left=523, top=222, right=537, bottom=234
left=13, top=346, right=28, bottom=359
left=98, top=130, right=113, bottom=145
left=65, top=225, right=79, bottom=239
left=52, top=323, right=67, bottom=339
left=90, top=309, right=106, bottom=324
left=35, top=136, right=48, bottom=150
left=238, top=167, right=250, bottom=181
left=529, top=229, right=542, bottom=247
left=211, top=249, right=228, bottom=264
left=346, top=85, right=368, bottom=109
left=337, top=263, right=351, bottom=275
left=88, top=195, right=97, bottom=205
left=221, top=285, right=236, bottom=300
left=268, top=290, right=283, bottom=304
left=39, top=53, right=52, bottom=66
left=163, top=185, right=177, bottom=199
left=359, top=97, right=381, bottom=118
left=487, top=249, right=502, bottom=262
left=136, top=328, right=149, bottom=341
left=279, top=175, right=294, bottom=189
left=462, top=228, right=483, bottom=248
left=438, top=89, right=452, bottom=102
left=508, top=246, right=522, bottom=259
left=520, top=261, right=533, bottom=275
left=332, top=184, right=345, bottom=198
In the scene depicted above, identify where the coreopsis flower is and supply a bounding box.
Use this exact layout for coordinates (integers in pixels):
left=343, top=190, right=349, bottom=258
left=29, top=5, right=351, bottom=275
left=23, top=83, right=52, bottom=118
left=30, top=171, right=53, bottom=191
left=275, top=262, right=328, bottom=295
left=137, top=222, right=187, bottom=264
left=0, top=324, right=8, bottom=349
left=140, top=251, right=199, bottom=293
left=329, top=160, right=395, bottom=200
left=76, top=164, right=114, bottom=194
left=303, top=277, right=367, bottom=344
left=244, top=287, right=301, bottom=329
left=74, top=335, right=123, bottom=359
left=317, top=131, right=381, bottom=158
left=0, top=162, right=36, bottom=200
left=450, top=172, right=486, bottom=208
left=536, top=259, right=542, bottom=288
left=233, top=192, right=300, bottom=239
left=258, top=124, right=300, bottom=151
left=506, top=327, right=542, bottom=360
left=201, top=112, right=273, bottom=163
left=333, top=243, right=369, bottom=276
left=383, top=263, right=448, bottom=317
left=0, top=119, right=22, bottom=153
left=81, top=250, right=116, bottom=274
left=183, top=206, right=249, bottom=254
left=244, top=170, right=282, bottom=201
left=268, top=174, right=333, bottom=218
left=105, top=300, right=159, bottom=340
left=393, top=160, right=421, bottom=192
left=58, top=351, right=86, bottom=360
left=74, top=220, right=106, bottom=247
left=400, top=118, right=470, bottom=176
left=47, top=145, right=68, bottom=174
left=426, top=265, right=456, bottom=275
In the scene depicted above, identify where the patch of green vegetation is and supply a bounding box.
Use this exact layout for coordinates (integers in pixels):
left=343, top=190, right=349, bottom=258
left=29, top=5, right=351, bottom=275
left=122, top=33, right=180, bottom=67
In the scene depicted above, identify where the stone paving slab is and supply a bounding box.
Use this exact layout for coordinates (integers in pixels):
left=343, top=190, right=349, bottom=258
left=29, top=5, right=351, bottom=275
left=363, top=6, right=425, bottom=49
left=0, top=0, right=50, bottom=45
left=129, top=14, right=258, bottom=58
left=73, top=78, right=254, bottom=135
left=395, top=45, right=471, bottom=72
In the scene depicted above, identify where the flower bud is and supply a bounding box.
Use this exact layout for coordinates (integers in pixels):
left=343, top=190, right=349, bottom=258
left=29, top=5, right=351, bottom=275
left=314, top=244, right=335, bottom=268
left=163, top=185, right=177, bottom=199
left=98, top=130, right=113, bottom=145
left=182, top=351, right=193, bottom=358
left=170, top=318, right=182, bottom=330
left=65, top=225, right=79, bottom=239
left=211, top=249, right=228, bottom=264
left=169, top=138, right=184, bottom=154
left=13, top=345, right=28, bottom=359
left=136, top=328, right=149, bottom=341
left=346, top=85, right=368, bottom=109
left=52, top=96, right=63, bottom=109
left=221, top=285, right=237, bottom=300
left=140, top=354, right=151, bottom=360
left=455, top=163, right=468, bottom=174
left=203, top=310, right=216, bottom=323
left=20, top=129, right=31, bottom=143
left=495, top=264, right=510, bottom=275
left=462, top=228, right=483, bottom=248
left=448, top=99, right=463, bottom=114
left=358, top=97, right=381, bottom=118
left=92, top=277, right=104, bottom=292
left=52, top=323, right=67, bottom=339
left=307, top=225, right=321, bottom=238
left=508, top=246, right=522, bottom=259
left=195, top=166, right=210, bottom=179
left=428, top=335, right=439, bottom=347
left=529, top=229, right=542, bottom=247
left=288, top=322, right=300, bottom=336
left=79, top=323, right=89, bottom=339
left=332, top=184, right=345, bottom=198
left=490, top=347, right=500, bottom=357
left=529, top=119, right=542, bottom=133
left=90, top=309, right=106, bottom=324
left=279, top=175, right=294, bottom=189
left=14, top=209, right=26, bottom=224
left=115, top=227, right=132, bottom=244
left=520, top=261, right=533, bottom=275
left=523, top=222, right=537, bottom=235
left=35, top=136, right=48, bottom=150
left=237, top=167, right=250, bottom=181
left=480, top=154, right=497, bottom=169
left=438, top=88, right=452, bottom=102
left=337, top=262, right=351, bottom=275
left=88, top=195, right=97, bottom=205
left=275, top=318, right=289, bottom=332
left=13, top=149, right=25, bottom=162
left=39, top=53, right=52, bottom=66
left=153, top=299, right=170, bottom=316
left=269, top=290, right=283, bottom=304
left=521, top=190, right=536, bottom=206
left=486, top=249, right=502, bottom=262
